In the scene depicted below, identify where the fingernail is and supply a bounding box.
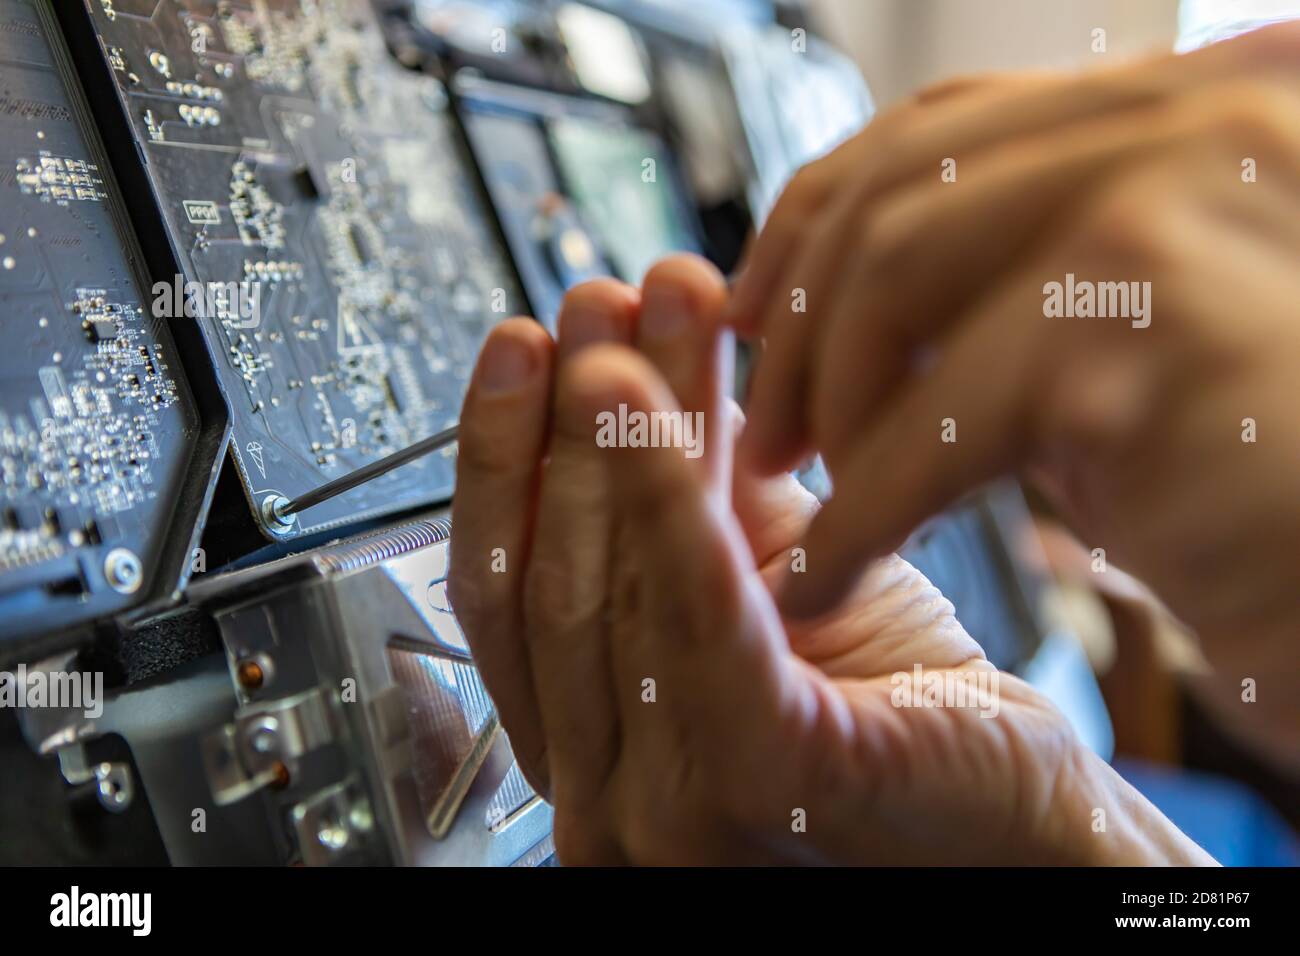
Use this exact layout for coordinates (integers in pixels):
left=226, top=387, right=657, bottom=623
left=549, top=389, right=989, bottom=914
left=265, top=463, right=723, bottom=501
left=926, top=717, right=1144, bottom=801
left=560, top=306, right=621, bottom=357
left=640, top=283, right=693, bottom=338
left=479, top=332, right=535, bottom=392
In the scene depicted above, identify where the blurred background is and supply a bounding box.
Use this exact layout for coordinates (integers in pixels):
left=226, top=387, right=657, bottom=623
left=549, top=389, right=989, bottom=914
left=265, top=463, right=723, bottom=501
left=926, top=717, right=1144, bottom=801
left=813, top=0, right=1181, bottom=106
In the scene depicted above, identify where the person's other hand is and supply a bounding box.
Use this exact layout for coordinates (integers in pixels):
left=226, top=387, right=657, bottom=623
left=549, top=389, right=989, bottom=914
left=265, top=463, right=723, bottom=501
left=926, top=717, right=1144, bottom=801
left=725, top=25, right=1300, bottom=715
left=448, top=256, right=1211, bottom=865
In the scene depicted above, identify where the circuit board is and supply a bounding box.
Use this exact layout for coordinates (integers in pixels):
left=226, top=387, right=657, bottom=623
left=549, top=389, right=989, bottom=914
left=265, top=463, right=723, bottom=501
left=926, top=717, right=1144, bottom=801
left=548, top=112, right=699, bottom=284
left=0, top=0, right=203, bottom=643
left=83, top=0, right=523, bottom=538
left=457, top=77, right=697, bottom=330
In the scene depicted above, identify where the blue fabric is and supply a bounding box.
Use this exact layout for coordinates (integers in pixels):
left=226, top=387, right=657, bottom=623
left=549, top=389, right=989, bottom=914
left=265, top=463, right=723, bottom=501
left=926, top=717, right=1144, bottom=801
left=1114, top=757, right=1300, bottom=866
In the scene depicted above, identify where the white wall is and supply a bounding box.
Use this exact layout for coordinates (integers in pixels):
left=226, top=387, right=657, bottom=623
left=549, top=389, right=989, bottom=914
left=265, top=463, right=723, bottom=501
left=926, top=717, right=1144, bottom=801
left=809, top=0, right=1182, bottom=106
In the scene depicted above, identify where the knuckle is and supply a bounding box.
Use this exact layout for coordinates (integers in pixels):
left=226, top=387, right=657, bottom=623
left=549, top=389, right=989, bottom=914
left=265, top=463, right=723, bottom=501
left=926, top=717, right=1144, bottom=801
left=1204, top=83, right=1300, bottom=156
left=857, top=200, right=903, bottom=267
left=772, top=165, right=829, bottom=221
left=1073, top=176, right=1178, bottom=268
left=523, top=557, right=602, bottom=636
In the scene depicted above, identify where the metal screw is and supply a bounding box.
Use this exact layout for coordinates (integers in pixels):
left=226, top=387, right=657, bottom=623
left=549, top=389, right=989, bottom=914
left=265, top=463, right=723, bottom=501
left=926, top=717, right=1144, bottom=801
left=104, top=548, right=143, bottom=594
left=247, top=715, right=280, bottom=755
left=269, top=761, right=291, bottom=790
left=317, top=815, right=351, bottom=851
left=262, top=494, right=295, bottom=536
left=349, top=800, right=374, bottom=833
left=95, top=762, right=133, bottom=813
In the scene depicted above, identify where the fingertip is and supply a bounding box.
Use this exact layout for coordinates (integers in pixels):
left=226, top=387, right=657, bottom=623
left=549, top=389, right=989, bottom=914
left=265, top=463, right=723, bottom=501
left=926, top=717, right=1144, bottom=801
left=472, top=317, right=553, bottom=395
left=774, top=512, right=864, bottom=621
left=640, top=254, right=728, bottom=331
left=644, top=252, right=727, bottom=291
left=723, top=267, right=769, bottom=336
left=496, top=315, right=554, bottom=349
left=736, top=405, right=812, bottom=476
left=556, top=279, right=640, bottom=357
left=775, top=579, right=838, bottom=622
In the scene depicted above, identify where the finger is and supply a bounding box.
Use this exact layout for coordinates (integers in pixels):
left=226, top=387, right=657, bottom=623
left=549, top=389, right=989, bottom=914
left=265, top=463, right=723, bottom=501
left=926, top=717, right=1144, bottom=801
left=734, top=74, right=1061, bottom=473
left=728, top=23, right=1300, bottom=342
left=557, top=277, right=641, bottom=361
left=725, top=71, right=1051, bottom=334
left=779, top=270, right=1050, bottom=621
left=910, top=69, right=1060, bottom=105
left=607, top=258, right=743, bottom=777
left=448, top=318, right=555, bottom=792
left=811, top=80, right=1300, bottom=462
left=816, top=22, right=1300, bottom=228
left=635, top=254, right=732, bottom=493
left=725, top=150, right=843, bottom=335
left=727, top=401, right=820, bottom=575
left=737, top=68, right=1181, bottom=471
left=522, top=279, right=637, bottom=816
left=739, top=179, right=872, bottom=473
left=569, top=346, right=795, bottom=747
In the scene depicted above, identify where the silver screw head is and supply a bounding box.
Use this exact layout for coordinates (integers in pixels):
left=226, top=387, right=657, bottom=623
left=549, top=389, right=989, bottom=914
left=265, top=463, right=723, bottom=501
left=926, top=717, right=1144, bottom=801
left=104, top=548, right=143, bottom=594
left=262, top=494, right=295, bottom=536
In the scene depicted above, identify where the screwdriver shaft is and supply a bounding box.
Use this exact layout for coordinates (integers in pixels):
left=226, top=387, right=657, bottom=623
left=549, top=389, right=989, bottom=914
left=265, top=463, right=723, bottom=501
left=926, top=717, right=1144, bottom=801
left=279, top=424, right=459, bottom=517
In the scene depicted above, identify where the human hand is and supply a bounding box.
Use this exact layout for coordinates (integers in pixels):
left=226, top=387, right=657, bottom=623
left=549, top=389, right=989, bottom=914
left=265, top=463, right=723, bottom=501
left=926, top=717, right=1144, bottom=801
left=724, top=25, right=1300, bottom=681
left=448, top=256, right=1211, bottom=865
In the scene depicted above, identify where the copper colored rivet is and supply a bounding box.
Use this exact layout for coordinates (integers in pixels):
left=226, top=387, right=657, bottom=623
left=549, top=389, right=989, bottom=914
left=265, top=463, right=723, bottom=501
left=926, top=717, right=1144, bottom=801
left=270, top=761, right=290, bottom=790
left=236, top=659, right=264, bottom=690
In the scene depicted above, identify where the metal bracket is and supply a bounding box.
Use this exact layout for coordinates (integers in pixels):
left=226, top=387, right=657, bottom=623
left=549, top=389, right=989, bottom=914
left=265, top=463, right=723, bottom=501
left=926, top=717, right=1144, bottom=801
left=201, top=687, right=335, bottom=806
left=290, top=781, right=374, bottom=866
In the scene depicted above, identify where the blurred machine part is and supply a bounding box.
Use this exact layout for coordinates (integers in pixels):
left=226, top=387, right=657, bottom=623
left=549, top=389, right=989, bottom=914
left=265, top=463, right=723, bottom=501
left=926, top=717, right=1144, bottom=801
left=395, top=0, right=578, bottom=86
left=554, top=2, right=653, bottom=104
left=586, top=1, right=760, bottom=273
left=457, top=76, right=699, bottom=328
left=578, top=1, right=873, bottom=257
left=15, top=514, right=553, bottom=865
left=0, top=0, right=225, bottom=653
left=547, top=111, right=700, bottom=282
left=720, top=21, right=873, bottom=220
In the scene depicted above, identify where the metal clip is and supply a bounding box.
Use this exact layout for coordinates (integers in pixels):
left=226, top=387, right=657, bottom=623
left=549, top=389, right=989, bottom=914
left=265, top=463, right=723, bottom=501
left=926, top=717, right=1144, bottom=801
left=201, top=687, right=334, bottom=805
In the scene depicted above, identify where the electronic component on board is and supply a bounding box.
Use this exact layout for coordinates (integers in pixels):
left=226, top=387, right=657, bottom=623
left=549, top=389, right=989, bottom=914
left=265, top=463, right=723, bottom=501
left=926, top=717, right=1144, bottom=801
left=81, top=0, right=523, bottom=540
left=0, top=0, right=213, bottom=647
left=457, top=77, right=700, bottom=329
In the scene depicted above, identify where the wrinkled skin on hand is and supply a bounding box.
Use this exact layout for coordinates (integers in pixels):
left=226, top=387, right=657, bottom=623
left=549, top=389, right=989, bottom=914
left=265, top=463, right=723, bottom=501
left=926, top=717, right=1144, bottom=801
left=448, top=257, right=1211, bottom=865
left=727, top=24, right=1300, bottom=759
